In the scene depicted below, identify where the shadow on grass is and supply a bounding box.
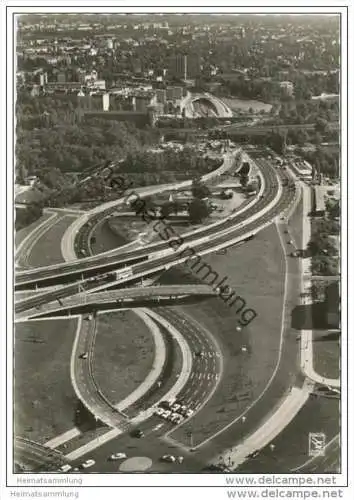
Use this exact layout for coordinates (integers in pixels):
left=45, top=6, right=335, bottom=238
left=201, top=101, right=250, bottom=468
left=291, top=303, right=329, bottom=330
left=73, top=400, right=106, bottom=433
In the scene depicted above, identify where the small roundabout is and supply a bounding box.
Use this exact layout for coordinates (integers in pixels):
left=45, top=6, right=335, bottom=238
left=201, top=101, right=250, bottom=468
left=118, top=456, right=153, bottom=472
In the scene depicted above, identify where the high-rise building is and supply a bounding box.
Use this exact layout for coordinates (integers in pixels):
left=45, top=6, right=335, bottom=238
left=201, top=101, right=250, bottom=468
left=186, top=54, right=201, bottom=79
left=155, top=89, right=166, bottom=104
left=39, top=72, right=48, bottom=86
left=168, top=54, right=187, bottom=80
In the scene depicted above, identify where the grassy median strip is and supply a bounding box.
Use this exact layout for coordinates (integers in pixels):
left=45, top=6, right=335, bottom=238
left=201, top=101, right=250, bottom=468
left=92, top=310, right=155, bottom=407
left=27, top=216, right=78, bottom=267
left=124, top=321, right=183, bottom=418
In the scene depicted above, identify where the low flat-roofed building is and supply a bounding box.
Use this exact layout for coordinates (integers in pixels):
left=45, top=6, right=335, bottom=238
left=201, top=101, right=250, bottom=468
left=313, top=185, right=326, bottom=216
left=291, top=160, right=313, bottom=181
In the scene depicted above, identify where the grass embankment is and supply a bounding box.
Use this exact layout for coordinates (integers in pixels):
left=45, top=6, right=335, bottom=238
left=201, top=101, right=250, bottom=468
left=92, top=311, right=155, bottom=406
left=312, top=332, right=340, bottom=380
left=15, top=213, right=53, bottom=249
left=90, top=219, right=129, bottom=254
left=168, top=224, right=287, bottom=446
left=14, top=319, right=78, bottom=443
left=27, top=215, right=77, bottom=267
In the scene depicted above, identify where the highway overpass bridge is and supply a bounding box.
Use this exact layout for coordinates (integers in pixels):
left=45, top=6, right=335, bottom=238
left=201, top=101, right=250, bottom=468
left=14, top=152, right=269, bottom=290
left=15, top=162, right=297, bottom=317
left=15, top=285, right=218, bottom=321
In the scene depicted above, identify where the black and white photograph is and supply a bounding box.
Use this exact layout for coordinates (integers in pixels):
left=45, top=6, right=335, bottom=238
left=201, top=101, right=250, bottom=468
left=2, top=1, right=351, bottom=499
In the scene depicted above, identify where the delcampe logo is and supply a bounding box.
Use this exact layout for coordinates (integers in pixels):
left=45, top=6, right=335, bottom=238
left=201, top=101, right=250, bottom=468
left=308, top=432, right=326, bottom=457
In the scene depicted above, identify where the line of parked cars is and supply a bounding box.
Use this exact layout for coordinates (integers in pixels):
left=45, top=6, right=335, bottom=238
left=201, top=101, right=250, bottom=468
left=160, top=454, right=184, bottom=464
left=58, top=459, right=95, bottom=473
left=154, top=399, right=194, bottom=425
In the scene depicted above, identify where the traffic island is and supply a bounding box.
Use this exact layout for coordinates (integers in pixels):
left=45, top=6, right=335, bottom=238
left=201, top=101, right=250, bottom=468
left=92, top=310, right=156, bottom=406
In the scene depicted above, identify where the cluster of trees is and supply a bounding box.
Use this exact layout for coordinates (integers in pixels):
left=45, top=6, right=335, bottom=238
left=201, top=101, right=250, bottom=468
left=121, top=148, right=221, bottom=178
left=237, top=161, right=251, bottom=189
left=187, top=178, right=212, bottom=223
left=302, top=147, right=340, bottom=178
left=326, top=198, right=340, bottom=219
left=309, top=212, right=339, bottom=276
left=50, top=147, right=221, bottom=207
left=191, top=177, right=211, bottom=199
left=16, top=96, right=158, bottom=188
left=188, top=197, right=211, bottom=223
left=15, top=204, right=43, bottom=231
left=264, top=99, right=339, bottom=127
left=218, top=71, right=338, bottom=104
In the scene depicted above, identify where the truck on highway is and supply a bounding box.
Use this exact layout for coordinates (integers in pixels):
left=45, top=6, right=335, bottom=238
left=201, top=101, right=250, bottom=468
left=114, top=267, right=133, bottom=281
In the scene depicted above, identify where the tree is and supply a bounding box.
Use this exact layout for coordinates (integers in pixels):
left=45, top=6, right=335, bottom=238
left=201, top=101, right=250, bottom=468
left=315, top=117, right=329, bottom=134
left=238, top=162, right=251, bottom=177
left=188, top=198, right=211, bottom=224
left=240, top=175, right=249, bottom=189
left=326, top=199, right=340, bottom=219
left=160, top=202, right=173, bottom=219
left=191, top=178, right=211, bottom=199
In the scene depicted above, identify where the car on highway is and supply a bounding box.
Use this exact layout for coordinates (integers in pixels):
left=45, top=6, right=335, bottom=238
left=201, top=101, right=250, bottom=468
left=79, top=352, right=88, bottom=359
left=81, top=459, right=95, bottom=469
left=109, top=452, right=127, bottom=461
left=154, top=407, right=165, bottom=417
left=161, top=455, right=176, bottom=463
left=59, top=464, right=72, bottom=473
left=161, top=409, right=172, bottom=419
left=195, top=351, right=205, bottom=358
left=170, top=413, right=183, bottom=424
left=177, top=456, right=184, bottom=464
left=131, top=429, right=144, bottom=438
left=179, top=405, right=188, bottom=414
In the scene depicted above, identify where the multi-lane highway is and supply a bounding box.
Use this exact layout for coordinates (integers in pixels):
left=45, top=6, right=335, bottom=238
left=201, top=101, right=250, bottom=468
left=14, top=149, right=305, bottom=474
left=15, top=153, right=277, bottom=288
left=14, top=437, right=65, bottom=472
left=71, top=315, right=132, bottom=430
left=61, top=307, right=223, bottom=472
left=15, top=163, right=296, bottom=319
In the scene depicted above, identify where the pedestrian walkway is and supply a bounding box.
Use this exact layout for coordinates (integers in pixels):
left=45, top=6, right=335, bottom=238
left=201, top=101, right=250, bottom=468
left=213, top=380, right=314, bottom=470
left=299, top=184, right=340, bottom=389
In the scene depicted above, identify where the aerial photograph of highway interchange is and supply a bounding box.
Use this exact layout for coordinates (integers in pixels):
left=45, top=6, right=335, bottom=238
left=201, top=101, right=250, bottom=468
left=13, top=11, right=341, bottom=476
